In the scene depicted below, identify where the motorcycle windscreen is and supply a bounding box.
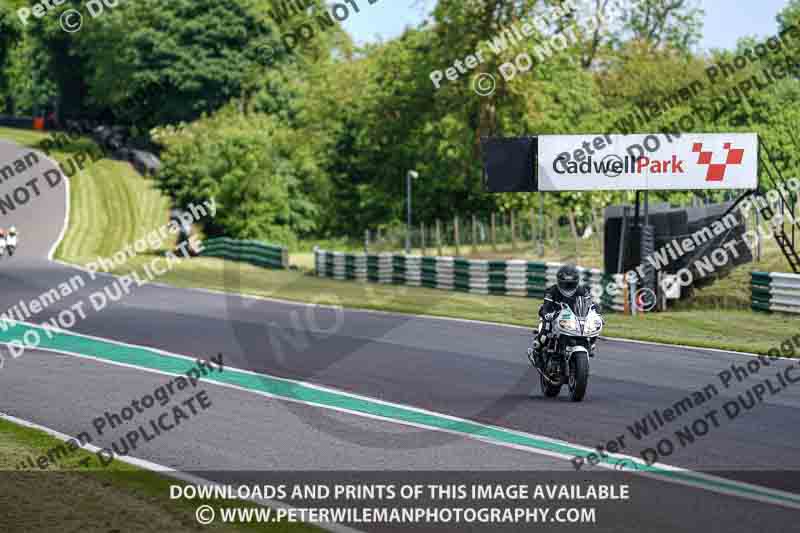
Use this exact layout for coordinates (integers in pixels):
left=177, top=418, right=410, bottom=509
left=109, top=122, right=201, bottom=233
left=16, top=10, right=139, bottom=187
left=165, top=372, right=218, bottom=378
left=573, top=296, right=591, bottom=318
left=481, top=137, right=538, bottom=193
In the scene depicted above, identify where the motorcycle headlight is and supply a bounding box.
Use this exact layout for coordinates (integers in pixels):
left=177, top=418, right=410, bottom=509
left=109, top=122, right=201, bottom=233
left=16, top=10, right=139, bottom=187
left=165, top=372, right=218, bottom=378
left=558, top=318, right=579, bottom=333
left=584, top=318, right=603, bottom=334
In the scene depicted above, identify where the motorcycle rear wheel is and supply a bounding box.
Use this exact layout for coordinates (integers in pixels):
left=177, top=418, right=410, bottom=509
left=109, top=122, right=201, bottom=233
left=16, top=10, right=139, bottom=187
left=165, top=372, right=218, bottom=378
left=568, top=352, right=589, bottom=402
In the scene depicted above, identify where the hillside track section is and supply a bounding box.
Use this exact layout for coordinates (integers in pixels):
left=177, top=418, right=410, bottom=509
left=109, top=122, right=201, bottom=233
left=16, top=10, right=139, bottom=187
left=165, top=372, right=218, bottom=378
left=0, top=139, right=798, bottom=532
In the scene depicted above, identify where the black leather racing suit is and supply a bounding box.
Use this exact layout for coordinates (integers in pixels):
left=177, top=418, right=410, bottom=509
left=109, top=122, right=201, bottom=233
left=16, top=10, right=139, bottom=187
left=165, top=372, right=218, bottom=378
left=538, top=284, right=594, bottom=320
left=529, top=285, right=600, bottom=367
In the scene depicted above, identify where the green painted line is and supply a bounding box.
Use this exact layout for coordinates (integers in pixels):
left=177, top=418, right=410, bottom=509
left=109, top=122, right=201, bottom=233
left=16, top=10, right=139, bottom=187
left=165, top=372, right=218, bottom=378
left=2, top=322, right=800, bottom=507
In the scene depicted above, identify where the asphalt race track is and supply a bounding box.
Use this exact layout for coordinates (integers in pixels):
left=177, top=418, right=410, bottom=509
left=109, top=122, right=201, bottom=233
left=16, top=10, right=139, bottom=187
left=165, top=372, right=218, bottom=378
left=1, top=141, right=799, bottom=532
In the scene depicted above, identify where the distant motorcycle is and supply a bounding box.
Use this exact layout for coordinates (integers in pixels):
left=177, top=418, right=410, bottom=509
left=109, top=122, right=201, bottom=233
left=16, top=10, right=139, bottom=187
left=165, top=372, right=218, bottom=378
left=0, top=227, right=18, bottom=257
left=531, top=296, right=603, bottom=402
left=6, top=232, right=17, bottom=256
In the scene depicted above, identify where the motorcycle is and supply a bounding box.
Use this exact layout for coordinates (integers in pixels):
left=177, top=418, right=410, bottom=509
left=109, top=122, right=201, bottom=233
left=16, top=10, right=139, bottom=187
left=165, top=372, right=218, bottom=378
left=530, top=295, right=603, bottom=401
left=6, top=233, right=16, bottom=256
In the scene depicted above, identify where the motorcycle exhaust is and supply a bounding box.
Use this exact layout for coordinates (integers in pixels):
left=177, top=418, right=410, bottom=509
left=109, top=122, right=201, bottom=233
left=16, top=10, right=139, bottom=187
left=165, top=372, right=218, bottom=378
left=535, top=367, right=561, bottom=386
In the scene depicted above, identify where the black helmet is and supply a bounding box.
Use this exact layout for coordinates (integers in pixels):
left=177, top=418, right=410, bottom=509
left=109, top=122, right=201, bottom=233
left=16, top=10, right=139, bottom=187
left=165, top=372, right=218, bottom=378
left=556, top=264, right=580, bottom=297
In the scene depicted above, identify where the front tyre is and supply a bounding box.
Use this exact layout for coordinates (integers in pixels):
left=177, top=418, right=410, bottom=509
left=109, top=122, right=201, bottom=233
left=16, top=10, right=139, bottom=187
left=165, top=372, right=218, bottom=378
left=568, top=352, right=589, bottom=402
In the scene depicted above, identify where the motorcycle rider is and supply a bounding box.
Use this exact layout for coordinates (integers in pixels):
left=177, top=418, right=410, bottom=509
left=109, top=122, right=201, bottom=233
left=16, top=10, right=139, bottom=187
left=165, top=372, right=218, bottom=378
left=170, top=208, right=194, bottom=254
left=527, top=264, right=600, bottom=369
left=7, top=226, right=17, bottom=256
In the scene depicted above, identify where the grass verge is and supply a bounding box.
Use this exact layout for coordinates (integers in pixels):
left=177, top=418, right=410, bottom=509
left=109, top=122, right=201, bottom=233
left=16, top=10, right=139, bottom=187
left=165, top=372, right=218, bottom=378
left=0, top=127, right=315, bottom=531
left=0, top=126, right=169, bottom=262
left=0, top=417, right=319, bottom=533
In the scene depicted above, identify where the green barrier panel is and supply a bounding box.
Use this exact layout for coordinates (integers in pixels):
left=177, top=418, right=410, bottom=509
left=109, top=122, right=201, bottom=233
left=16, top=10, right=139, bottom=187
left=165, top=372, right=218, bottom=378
left=751, top=301, right=772, bottom=312
left=749, top=271, right=800, bottom=314
left=203, top=238, right=287, bottom=269
left=750, top=286, right=771, bottom=296
left=751, top=272, right=772, bottom=286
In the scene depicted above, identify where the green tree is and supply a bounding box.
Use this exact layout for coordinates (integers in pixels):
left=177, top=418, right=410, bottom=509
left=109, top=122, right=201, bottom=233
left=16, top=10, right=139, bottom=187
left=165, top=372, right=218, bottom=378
left=154, top=105, right=322, bottom=243
left=0, top=4, right=21, bottom=112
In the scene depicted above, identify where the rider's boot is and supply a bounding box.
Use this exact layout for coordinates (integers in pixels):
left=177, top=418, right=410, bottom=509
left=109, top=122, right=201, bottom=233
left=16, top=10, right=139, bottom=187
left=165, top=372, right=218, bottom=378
left=528, top=320, right=547, bottom=368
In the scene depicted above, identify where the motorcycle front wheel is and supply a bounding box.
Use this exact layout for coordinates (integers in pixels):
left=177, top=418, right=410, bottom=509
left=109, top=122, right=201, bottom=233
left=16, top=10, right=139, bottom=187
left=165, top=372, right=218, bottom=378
left=568, top=352, right=589, bottom=402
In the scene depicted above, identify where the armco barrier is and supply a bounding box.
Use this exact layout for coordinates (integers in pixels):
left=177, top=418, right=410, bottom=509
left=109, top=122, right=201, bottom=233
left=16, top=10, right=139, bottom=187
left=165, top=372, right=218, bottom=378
left=0, top=115, right=35, bottom=129
left=314, top=249, right=608, bottom=304
left=201, top=237, right=288, bottom=269
left=751, top=271, right=800, bottom=314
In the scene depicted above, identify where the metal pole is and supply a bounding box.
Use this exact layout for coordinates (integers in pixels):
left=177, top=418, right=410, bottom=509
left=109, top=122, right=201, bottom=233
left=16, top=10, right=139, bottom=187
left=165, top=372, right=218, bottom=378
left=755, top=208, right=762, bottom=262
left=436, top=219, right=442, bottom=256
left=472, top=215, right=478, bottom=253
left=491, top=212, right=497, bottom=251
left=644, top=190, right=650, bottom=290
left=538, top=193, right=544, bottom=255
left=405, top=173, right=411, bottom=254
left=617, top=206, right=629, bottom=274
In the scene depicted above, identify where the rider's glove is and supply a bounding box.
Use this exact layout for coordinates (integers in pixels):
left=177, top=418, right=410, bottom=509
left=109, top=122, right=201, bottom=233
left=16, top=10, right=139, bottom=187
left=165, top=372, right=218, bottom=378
left=544, top=312, right=555, bottom=321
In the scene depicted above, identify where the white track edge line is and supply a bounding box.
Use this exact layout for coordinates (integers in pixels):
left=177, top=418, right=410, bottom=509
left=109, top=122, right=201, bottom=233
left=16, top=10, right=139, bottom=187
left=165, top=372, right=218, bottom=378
left=0, top=409, right=362, bottom=533
left=4, top=338, right=800, bottom=510
left=46, top=153, right=69, bottom=261
left=12, top=318, right=790, bottom=448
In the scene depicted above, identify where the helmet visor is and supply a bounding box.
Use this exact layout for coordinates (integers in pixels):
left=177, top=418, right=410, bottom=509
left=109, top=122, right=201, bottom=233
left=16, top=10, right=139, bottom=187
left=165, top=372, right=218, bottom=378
left=558, top=278, right=578, bottom=296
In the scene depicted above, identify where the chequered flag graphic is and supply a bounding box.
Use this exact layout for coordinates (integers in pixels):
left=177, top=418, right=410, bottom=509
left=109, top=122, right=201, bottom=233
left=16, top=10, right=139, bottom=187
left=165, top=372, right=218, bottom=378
left=691, top=142, right=745, bottom=181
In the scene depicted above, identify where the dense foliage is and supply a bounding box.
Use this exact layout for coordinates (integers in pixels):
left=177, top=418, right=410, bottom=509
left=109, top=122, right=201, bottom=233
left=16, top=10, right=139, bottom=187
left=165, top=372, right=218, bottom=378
left=1, top=0, right=799, bottom=243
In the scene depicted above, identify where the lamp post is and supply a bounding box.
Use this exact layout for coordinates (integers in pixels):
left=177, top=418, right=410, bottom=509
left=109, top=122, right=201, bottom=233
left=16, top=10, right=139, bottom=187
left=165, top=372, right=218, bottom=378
left=406, top=170, right=419, bottom=254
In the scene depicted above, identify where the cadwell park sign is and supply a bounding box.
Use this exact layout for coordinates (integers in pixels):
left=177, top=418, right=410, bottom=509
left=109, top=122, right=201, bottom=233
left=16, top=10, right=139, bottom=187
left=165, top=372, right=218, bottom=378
left=481, top=133, right=759, bottom=193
